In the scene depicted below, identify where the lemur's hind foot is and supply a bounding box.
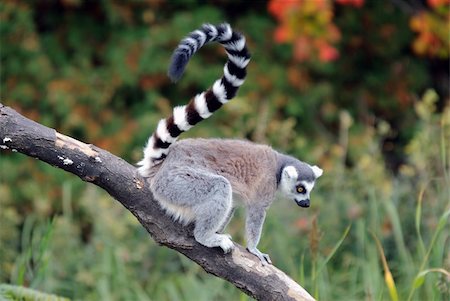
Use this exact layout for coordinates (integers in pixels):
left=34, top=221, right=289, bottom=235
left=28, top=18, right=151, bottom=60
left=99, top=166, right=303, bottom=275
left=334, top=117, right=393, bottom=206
left=247, top=247, right=272, bottom=265
left=195, top=233, right=234, bottom=253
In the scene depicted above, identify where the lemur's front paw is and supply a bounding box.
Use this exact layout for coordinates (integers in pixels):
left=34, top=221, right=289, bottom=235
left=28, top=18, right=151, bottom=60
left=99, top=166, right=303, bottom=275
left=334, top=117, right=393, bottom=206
left=247, top=247, right=272, bottom=265
left=218, top=234, right=234, bottom=253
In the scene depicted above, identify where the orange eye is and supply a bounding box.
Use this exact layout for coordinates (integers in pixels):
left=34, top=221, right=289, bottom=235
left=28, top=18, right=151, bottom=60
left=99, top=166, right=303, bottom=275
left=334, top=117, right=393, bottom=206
left=296, top=185, right=305, bottom=194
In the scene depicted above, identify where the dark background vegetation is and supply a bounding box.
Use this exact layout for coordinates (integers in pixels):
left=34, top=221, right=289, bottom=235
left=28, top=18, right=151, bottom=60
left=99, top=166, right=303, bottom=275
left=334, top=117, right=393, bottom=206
left=1, top=0, right=449, bottom=300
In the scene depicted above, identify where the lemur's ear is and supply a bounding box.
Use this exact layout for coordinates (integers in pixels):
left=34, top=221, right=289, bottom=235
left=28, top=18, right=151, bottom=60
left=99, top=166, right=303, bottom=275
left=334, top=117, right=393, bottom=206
left=311, top=165, right=323, bottom=178
left=282, top=166, right=298, bottom=180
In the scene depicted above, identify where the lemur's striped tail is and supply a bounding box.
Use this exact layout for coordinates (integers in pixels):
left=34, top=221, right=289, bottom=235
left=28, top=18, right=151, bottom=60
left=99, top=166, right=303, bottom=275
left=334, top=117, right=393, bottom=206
left=137, top=23, right=250, bottom=176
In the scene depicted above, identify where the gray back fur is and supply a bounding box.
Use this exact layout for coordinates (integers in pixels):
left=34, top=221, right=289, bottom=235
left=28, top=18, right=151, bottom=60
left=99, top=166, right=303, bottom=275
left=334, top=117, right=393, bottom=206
left=150, top=138, right=280, bottom=206
left=276, top=153, right=316, bottom=184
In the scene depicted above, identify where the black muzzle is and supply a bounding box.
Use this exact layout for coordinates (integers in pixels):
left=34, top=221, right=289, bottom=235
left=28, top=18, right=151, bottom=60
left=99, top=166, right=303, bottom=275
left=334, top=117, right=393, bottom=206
left=296, top=199, right=310, bottom=208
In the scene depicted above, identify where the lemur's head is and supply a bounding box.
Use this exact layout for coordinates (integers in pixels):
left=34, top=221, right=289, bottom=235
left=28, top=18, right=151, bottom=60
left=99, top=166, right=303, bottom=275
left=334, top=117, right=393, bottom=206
left=279, top=161, right=323, bottom=208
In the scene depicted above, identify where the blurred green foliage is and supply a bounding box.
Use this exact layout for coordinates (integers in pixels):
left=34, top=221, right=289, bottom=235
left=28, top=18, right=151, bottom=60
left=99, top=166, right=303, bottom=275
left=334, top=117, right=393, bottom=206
left=0, top=1, right=449, bottom=300
left=0, top=283, right=70, bottom=301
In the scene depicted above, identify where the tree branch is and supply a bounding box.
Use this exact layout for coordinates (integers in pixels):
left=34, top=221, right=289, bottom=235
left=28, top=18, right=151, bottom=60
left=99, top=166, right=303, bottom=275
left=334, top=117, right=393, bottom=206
left=0, top=103, right=315, bottom=301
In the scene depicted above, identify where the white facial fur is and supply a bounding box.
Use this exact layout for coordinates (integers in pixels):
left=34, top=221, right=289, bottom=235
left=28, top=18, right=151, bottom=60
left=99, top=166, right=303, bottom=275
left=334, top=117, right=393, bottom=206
left=310, top=165, right=323, bottom=178
left=279, top=165, right=317, bottom=203
left=280, top=166, right=297, bottom=196
left=299, top=181, right=315, bottom=202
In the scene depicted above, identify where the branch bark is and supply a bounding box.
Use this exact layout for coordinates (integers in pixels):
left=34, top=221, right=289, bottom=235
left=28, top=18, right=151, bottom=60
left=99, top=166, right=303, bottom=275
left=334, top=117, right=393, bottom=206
left=0, top=103, right=315, bottom=301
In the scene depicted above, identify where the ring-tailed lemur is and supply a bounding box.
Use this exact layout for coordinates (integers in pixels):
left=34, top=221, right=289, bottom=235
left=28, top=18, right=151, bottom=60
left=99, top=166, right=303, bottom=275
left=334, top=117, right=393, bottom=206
left=137, top=23, right=323, bottom=264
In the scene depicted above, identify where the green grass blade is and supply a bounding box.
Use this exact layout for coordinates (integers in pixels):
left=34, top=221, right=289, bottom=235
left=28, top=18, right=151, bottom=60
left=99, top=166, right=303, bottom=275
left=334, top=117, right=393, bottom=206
left=412, top=268, right=450, bottom=294
left=299, top=252, right=305, bottom=285
left=383, top=197, right=412, bottom=268
left=440, top=108, right=450, bottom=194
left=370, top=230, right=399, bottom=301
left=407, top=209, right=450, bottom=301
left=0, top=284, right=70, bottom=301
left=415, top=182, right=428, bottom=257
left=315, top=224, right=351, bottom=280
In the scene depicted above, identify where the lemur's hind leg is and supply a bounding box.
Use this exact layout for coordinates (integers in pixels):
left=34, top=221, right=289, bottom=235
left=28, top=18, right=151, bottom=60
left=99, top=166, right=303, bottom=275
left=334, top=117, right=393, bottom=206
left=217, top=207, right=235, bottom=235
left=193, top=193, right=234, bottom=252
left=151, top=165, right=234, bottom=253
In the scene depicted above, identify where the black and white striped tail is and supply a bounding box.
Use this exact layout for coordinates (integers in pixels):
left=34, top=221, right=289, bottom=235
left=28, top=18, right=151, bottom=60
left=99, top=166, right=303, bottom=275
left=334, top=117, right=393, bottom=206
left=137, top=23, right=250, bottom=176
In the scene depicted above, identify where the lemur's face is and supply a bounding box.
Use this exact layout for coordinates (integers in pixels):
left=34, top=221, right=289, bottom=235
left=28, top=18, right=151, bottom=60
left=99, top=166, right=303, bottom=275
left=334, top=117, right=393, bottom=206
left=279, top=165, right=323, bottom=208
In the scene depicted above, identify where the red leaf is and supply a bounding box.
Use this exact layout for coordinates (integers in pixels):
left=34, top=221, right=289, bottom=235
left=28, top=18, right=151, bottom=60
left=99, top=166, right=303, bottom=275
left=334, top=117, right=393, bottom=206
left=427, top=0, right=450, bottom=8
left=336, top=0, right=364, bottom=7
left=274, top=25, right=291, bottom=43
left=268, top=0, right=300, bottom=20
left=318, top=42, right=339, bottom=62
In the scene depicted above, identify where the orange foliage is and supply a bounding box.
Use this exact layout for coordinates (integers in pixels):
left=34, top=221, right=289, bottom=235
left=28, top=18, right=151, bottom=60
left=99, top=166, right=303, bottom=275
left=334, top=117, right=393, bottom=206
left=268, top=0, right=299, bottom=21
left=410, top=2, right=449, bottom=58
left=269, top=0, right=449, bottom=61
left=268, top=0, right=362, bottom=63
left=335, top=0, right=364, bottom=7
left=427, top=0, right=450, bottom=8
